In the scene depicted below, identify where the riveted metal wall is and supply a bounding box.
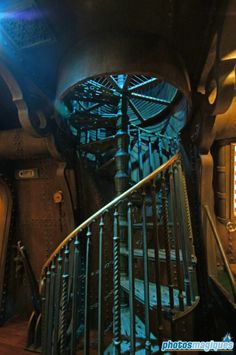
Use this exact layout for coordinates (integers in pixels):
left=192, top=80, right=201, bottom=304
left=13, top=158, right=76, bottom=315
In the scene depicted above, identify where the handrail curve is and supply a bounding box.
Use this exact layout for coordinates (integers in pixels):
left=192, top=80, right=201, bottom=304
left=42, top=153, right=180, bottom=275
left=203, top=204, right=236, bottom=302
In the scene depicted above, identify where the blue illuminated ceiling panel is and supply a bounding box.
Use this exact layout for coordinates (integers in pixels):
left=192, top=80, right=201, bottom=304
left=0, top=0, right=55, bottom=49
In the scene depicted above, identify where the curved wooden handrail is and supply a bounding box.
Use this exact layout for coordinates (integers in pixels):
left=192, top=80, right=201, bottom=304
left=42, top=153, right=180, bottom=274
left=203, top=205, right=236, bottom=303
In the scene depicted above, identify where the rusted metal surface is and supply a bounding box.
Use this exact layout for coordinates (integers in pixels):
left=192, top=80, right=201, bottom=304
left=14, top=158, right=76, bottom=283
left=214, top=143, right=230, bottom=222
left=203, top=205, right=236, bottom=303
left=185, top=2, right=236, bottom=153
left=10, top=158, right=77, bottom=323
left=0, top=179, right=13, bottom=321
left=0, top=129, right=61, bottom=160
left=212, top=142, right=236, bottom=263
left=214, top=97, right=236, bottom=141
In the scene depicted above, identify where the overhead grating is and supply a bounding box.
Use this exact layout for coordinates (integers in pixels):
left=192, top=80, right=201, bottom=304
left=0, top=0, right=55, bottom=49
left=65, top=74, right=177, bottom=128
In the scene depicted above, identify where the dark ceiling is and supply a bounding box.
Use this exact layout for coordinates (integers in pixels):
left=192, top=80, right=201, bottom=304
left=0, top=0, right=227, bottom=100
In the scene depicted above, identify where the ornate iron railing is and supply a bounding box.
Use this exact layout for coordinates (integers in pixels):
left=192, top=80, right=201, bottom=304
left=78, top=123, right=179, bottom=182
left=28, top=154, right=199, bottom=354
left=202, top=205, right=236, bottom=304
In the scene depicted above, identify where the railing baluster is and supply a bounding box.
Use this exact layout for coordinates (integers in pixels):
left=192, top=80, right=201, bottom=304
left=170, top=138, right=175, bottom=156
left=161, top=173, right=174, bottom=309
left=77, top=126, right=82, bottom=147
left=84, top=227, right=92, bottom=355
left=151, top=180, right=163, bottom=341
left=44, top=266, right=53, bottom=355
left=128, top=125, right=132, bottom=176
left=42, top=155, right=179, bottom=272
left=173, top=163, right=191, bottom=306
left=181, top=164, right=198, bottom=301
left=138, top=128, right=143, bottom=180
left=59, top=245, right=70, bottom=354
left=176, top=160, right=195, bottom=304
left=166, top=140, right=171, bottom=159
left=70, top=235, right=80, bottom=355
left=47, top=261, right=56, bottom=354
left=158, top=140, right=163, bottom=165
left=148, top=137, right=154, bottom=173
left=98, top=217, right=104, bottom=355
left=37, top=154, right=186, bottom=354
left=142, top=190, right=151, bottom=354
left=113, top=208, right=121, bottom=354
left=127, top=201, right=136, bottom=354
left=86, top=130, right=90, bottom=144
left=169, top=166, right=184, bottom=311
left=42, top=272, right=50, bottom=354
left=52, top=253, right=63, bottom=355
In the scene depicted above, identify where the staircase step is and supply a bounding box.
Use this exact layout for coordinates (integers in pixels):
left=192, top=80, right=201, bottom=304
left=121, top=278, right=186, bottom=311
left=120, top=247, right=183, bottom=262
left=79, top=136, right=116, bottom=153
left=104, top=307, right=159, bottom=354
left=133, top=222, right=154, bottom=229
left=71, top=113, right=117, bottom=128
left=132, top=222, right=173, bottom=229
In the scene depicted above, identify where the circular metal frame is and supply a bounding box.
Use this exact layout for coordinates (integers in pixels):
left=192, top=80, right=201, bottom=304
left=57, top=33, right=191, bottom=103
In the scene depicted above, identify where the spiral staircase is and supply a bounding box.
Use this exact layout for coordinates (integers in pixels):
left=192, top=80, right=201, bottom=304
left=25, top=73, right=199, bottom=354
left=0, top=2, right=235, bottom=353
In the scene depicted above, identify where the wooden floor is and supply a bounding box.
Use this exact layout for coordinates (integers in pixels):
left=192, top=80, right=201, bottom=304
left=0, top=318, right=29, bottom=355
left=0, top=318, right=199, bottom=354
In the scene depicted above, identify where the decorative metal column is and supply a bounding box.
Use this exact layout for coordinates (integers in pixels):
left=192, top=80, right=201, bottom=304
left=114, top=91, right=129, bottom=287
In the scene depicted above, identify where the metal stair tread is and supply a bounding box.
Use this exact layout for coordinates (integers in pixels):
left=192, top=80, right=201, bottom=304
left=120, top=247, right=183, bottom=262
left=132, top=222, right=154, bottom=229
left=104, top=307, right=160, bottom=354
left=132, top=222, right=173, bottom=229
left=120, top=278, right=186, bottom=310
left=71, top=112, right=117, bottom=128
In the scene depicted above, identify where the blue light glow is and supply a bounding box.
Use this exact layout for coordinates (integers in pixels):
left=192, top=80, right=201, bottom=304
left=0, top=8, right=47, bottom=22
